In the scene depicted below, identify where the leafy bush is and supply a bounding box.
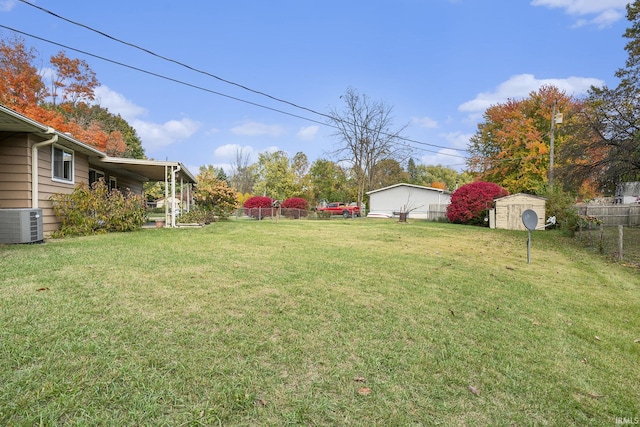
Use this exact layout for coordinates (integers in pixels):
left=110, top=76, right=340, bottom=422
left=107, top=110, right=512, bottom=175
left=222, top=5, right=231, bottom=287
left=315, top=210, right=332, bottom=219
left=539, top=187, right=580, bottom=235
left=446, top=181, right=508, bottom=225
left=243, top=196, right=273, bottom=220
left=193, top=170, right=238, bottom=219
left=178, top=205, right=217, bottom=224
left=282, top=197, right=308, bottom=218
left=282, top=197, right=307, bottom=210
left=50, top=180, right=146, bottom=237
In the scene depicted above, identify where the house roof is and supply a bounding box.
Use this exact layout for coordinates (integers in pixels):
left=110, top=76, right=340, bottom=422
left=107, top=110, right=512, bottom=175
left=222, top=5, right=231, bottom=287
left=0, top=104, right=105, bottom=157
left=493, top=193, right=547, bottom=203
left=366, top=182, right=451, bottom=195
left=494, top=193, right=547, bottom=202
left=0, top=104, right=196, bottom=184
left=100, top=157, right=197, bottom=183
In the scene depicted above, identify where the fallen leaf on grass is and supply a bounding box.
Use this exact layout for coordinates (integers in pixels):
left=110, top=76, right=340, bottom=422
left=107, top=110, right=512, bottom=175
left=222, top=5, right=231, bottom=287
left=634, top=339, right=640, bottom=344
left=468, top=385, right=480, bottom=396
left=353, top=376, right=366, bottom=383
left=581, top=358, right=587, bottom=364
left=532, top=321, right=540, bottom=326
left=449, top=309, right=455, bottom=316
left=588, top=392, right=604, bottom=399
left=36, top=287, right=49, bottom=292
left=505, top=265, right=514, bottom=270
left=595, top=336, right=601, bottom=341
left=357, top=387, right=372, bottom=396
left=255, top=398, right=267, bottom=406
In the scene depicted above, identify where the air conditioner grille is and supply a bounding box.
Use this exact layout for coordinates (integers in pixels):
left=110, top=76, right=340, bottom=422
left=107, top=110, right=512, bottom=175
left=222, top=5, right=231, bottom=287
left=29, top=210, right=39, bottom=241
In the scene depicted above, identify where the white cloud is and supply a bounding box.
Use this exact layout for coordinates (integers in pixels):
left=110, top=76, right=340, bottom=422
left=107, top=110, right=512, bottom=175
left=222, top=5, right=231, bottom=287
left=411, top=116, right=438, bottom=129
left=92, top=86, right=200, bottom=150
left=132, top=118, right=200, bottom=149
left=296, top=125, right=319, bottom=140
left=94, top=86, right=147, bottom=122
left=213, top=144, right=256, bottom=162
left=459, top=73, right=604, bottom=114
left=442, top=131, right=473, bottom=149
left=230, top=121, right=286, bottom=137
left=261, top=146, right=281, bottom=154
left=419, top=148, right=467, bottom=170
left=0, top=0, right=17, bottom=12
left=531, top=0, right=629, bottom=28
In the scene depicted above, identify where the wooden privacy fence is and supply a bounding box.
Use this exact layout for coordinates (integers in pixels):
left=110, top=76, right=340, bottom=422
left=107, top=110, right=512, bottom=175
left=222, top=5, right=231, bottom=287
left=575, top=204, right=640, bottom=227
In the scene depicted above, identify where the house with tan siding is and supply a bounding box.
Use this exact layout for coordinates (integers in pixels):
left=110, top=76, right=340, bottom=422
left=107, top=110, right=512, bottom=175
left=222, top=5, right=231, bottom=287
left=0, top=104, right=196, bottom=238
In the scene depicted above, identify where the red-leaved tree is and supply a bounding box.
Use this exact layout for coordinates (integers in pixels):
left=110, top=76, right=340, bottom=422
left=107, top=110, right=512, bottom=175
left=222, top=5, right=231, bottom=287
left=243, top=196, right=273, bottom=220
left=281, top=197, right=308, bottom=218
left=446, top=181, right=508, bottom=225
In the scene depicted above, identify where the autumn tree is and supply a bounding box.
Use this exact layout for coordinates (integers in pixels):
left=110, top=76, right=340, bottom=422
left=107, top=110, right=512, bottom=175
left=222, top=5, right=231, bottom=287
left=0, top=35, right=45, bottom=109
left=0, top=36, right=130, bottom=157
left=467, top=85, right=583, bottom=195
left=57, top=104, right=144, bottom=158
left=193, top=167, right=237, bottom=219
left=328, top=87, right=410, bottom=207
left=568, top=0, right=640, bottom=193
left=446, top=181, right=508, bottom=225
left=49, top=51, right=98, bottom=106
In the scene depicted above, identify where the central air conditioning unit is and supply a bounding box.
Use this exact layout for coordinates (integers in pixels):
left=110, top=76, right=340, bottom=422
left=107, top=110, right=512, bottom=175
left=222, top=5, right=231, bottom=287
left=0, top=208, right=44, bottom=244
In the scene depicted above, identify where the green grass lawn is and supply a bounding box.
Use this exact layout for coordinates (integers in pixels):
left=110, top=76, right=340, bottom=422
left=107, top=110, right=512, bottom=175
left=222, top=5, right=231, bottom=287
left=1, top=219, right=638, bottom=426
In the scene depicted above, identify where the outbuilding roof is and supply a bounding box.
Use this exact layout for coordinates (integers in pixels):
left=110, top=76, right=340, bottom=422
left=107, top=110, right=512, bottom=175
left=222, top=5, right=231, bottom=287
left=366, top=182, right=451, bottom=195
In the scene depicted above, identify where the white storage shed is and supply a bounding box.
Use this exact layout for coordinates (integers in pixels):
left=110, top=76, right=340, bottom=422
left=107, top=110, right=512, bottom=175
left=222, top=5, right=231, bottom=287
left=366, top=183, right=451, bottom=220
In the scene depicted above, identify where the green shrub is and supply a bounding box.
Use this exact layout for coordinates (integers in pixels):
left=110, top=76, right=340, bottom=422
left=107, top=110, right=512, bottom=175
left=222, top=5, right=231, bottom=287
left=539, top=187, right=580, bottom=235
left=179, top=205, right=217, bottom=224
left=316, top=210, right=332, bottom=219
left=50, top=180, right=146, bottom=237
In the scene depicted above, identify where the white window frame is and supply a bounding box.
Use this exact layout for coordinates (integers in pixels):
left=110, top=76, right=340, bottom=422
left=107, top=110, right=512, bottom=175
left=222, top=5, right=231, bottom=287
left=52, top=145, right=74, bottom=184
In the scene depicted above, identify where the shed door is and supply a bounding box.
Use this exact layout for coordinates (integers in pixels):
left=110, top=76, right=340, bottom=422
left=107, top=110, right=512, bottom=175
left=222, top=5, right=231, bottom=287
left=508, top=204, right=532, bottom=230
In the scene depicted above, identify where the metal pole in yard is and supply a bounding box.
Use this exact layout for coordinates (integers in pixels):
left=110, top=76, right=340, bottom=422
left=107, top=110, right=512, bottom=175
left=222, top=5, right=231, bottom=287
left=618, top=225, right=624, bottom=262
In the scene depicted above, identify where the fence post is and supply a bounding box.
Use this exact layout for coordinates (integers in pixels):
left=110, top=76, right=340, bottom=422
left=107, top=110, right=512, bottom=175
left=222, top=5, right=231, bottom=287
left=618, top=225, right=624, bottom=262
left=599, top=223, right=604, bottom=254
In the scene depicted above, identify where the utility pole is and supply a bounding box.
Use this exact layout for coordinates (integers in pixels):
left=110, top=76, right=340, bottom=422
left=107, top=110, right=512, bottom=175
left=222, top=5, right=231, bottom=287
left=549, top=99, right=558, bottom=191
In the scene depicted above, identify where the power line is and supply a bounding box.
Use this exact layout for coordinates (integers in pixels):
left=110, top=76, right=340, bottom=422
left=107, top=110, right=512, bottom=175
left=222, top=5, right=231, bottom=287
left=16, top=0, right=468, bottom=155
left=18, top=0, right=330, bottom=122
left=0, top=25, right=330, bottom=128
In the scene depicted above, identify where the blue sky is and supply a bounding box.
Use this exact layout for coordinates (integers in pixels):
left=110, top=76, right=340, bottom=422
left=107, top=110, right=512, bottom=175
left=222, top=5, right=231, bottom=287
left=0, top=0, right=633, bottom=176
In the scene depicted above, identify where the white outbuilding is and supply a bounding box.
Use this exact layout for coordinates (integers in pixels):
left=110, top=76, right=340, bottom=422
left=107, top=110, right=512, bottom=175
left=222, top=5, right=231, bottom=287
left=366, top=183, right=451, bottom=220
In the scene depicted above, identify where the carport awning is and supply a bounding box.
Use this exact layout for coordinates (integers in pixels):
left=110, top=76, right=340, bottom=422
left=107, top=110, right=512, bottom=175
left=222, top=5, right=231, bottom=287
left=99, top=157, right=197, bottom=183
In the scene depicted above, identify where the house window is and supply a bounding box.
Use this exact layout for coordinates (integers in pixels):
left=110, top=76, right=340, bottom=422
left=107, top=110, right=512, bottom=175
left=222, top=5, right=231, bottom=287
left=89, top=169, right=105, bottom=186
left=109, top=177, right=117, bottom=191
left=52, top=146, right=74, bottom=183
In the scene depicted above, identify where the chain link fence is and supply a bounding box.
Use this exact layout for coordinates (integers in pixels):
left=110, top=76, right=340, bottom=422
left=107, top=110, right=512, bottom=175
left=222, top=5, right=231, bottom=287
left=573, top=223, right=640, bottom=267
